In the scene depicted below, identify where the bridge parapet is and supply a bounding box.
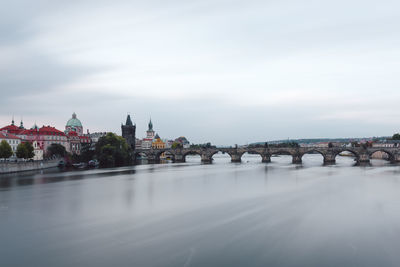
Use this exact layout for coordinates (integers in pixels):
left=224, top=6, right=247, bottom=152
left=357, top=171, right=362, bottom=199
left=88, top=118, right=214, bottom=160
left=134, top=146, right=400, bottom=165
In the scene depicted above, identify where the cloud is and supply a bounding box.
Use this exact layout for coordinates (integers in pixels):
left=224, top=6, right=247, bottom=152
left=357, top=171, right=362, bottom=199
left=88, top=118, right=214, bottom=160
left=1, top=0, right=400, bottom=144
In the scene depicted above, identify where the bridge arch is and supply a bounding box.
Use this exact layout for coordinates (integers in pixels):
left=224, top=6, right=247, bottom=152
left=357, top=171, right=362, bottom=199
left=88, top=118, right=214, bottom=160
left=240, top=151, right=263, bottom=163
left=269, top=149, right=298, bottom=164
left=369, top=149, right=394, bottom=162
left=334, top=148, right=360, bottom=159
left=134, top=151, right=151, bottom=163
left=154, top=149, right=176, bottom=163
left=182, top=150, right=202, bottom=162
left=333, top=148, right=361, bottom=165
left=210, top=150, right=232, bottom=163
left=301, top=149, right=327, bottom=164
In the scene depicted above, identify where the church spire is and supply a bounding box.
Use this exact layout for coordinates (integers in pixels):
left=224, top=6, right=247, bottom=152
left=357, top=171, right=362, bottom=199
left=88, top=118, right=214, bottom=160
left=19, top=117, right=24, bottom=129
left=11, top=115, right=14, bottom=126
left=148, top=118, right=153, bottom=131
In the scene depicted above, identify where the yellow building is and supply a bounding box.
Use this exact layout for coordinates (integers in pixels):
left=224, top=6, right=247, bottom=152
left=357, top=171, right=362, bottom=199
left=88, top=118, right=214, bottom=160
left=152, top=134, right=165, bottom=149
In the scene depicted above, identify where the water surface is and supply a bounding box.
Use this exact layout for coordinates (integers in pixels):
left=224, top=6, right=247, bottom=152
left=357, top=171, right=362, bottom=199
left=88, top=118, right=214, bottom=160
left=1, top=154, right=400, bottom=267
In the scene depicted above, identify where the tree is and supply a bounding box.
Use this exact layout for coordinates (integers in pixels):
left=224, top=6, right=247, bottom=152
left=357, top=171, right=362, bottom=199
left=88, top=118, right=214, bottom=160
left=80, top=143, right=95, bottom=163
left=171, top=142, right=183, bottom=149
left=95, top=133, right=132, bottom=167
left=392, top=133, right=400, bottom=140
left=16, top=142, right=35, bottom=159
left=71, top=153, right=81, bottom=163
left=0, top=140, right=13, bottom=159
left=47, top=143, right=67, bottom=158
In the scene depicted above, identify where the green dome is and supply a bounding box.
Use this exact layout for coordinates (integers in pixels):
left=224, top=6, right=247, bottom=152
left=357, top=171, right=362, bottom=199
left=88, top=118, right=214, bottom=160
left=66, top=113, right=82, bottom=127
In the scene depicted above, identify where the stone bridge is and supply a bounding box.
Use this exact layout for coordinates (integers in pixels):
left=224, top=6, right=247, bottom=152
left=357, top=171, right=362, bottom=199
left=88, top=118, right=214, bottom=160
left=135, top=146, right=400, bottom=165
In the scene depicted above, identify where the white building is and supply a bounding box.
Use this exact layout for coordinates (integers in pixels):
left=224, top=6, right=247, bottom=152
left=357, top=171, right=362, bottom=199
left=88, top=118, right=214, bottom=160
left=0, top=131, right=21, bottom=156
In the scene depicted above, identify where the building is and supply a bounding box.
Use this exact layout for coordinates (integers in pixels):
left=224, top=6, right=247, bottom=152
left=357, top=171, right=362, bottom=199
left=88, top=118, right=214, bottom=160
left=64, top=113, right=91, bottom=155
left=121, top=114, right=136, bottom=151
left=164, top=139, right=174, bottom=149
left=152, top=134, right=166, bottom=149
left=0, top=131, right=21, bottom=156
left=1, top=113, right=92, bottom=159
left=32, top=140, right=44, bottom=161
left=65, top=112, right=83, bottom=136
left=135, top=138, right=143, bottom=149
left=174, top=136, right=190, bottom=148
left=141, top=118, right=156, bottom=149
left=89, top=132, right=108, bottom=144
left=146, top=119, right=155, bottom=139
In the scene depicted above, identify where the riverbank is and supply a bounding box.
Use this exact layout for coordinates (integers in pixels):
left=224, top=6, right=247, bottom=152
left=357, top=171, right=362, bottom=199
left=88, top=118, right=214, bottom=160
left=0, top=158, right=61, bottom=174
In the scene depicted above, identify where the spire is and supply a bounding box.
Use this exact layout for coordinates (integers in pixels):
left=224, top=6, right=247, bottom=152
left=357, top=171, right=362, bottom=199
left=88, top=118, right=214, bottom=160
left=11, top=115, right=14, bottom=126
left=125, top=114, right=133, bottom=126
left=148, top=118, right=153, bottom=131
left=72, top=112, right=77, bottom=119
left=31, top=122, right=38, bottom=130
left=19, top=118, right=24, bottom=129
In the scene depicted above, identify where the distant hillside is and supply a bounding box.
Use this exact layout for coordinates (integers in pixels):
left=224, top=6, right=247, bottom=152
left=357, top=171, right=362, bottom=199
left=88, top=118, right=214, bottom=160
left=250, top=136, right=390, bottom=146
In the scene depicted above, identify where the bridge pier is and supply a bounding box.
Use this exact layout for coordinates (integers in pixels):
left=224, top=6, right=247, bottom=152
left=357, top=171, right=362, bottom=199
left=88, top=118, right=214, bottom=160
left=230, top=154, right=242, bottom=163
left=358, top=153, right=370, bottom=164
left=174, top=154, right=185, bottom=163
left=323, top=153, right=336, bottom=165
left=146, top=154, right=158, bottom=164
left=292, top=154, right=302, bottom=164
left=393, top=153, right=400, bottom=164
left=261, top=154, right=271, bottom=163
left=201, top=154, right=212, bottom=164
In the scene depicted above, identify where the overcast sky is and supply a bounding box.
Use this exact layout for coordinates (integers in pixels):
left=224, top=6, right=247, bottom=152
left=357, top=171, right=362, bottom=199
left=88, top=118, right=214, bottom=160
left=1, top=0, right=400, bottom=145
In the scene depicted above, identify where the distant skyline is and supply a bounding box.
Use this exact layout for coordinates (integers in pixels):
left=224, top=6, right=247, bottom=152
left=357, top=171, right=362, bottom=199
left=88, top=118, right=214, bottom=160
left=1, top=0, right=400, bottom=145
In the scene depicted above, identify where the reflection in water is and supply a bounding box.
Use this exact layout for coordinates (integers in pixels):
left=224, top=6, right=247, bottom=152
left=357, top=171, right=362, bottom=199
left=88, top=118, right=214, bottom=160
left=0, top=154, right=400, bottom=267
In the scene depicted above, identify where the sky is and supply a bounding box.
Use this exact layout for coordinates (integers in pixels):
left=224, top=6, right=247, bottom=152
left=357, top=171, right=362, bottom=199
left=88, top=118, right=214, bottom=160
left=1, top=0, right=400, bottom=145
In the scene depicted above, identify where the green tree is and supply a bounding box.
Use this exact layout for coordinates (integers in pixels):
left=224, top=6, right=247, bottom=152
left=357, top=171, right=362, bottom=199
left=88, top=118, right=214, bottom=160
left=95, top=133, right=132, bottom=167
left=16, top=142, right=35, bottom=159
left=80, top=143, right=95, bottom=163
left=16, top=144, right=26, bottom=159
left=392, top=133, right=400, bottom=140
left=0, top=140, right=13, bottom=159
left=171, top=142, right=183, bottom=149
left=47, top=143, right=67, bottom=158
left=71, top=153, right=81, bottom=163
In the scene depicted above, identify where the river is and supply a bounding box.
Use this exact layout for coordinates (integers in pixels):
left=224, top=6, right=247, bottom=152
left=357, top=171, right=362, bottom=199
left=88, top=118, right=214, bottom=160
left=1, top=153, right=400, bottom=267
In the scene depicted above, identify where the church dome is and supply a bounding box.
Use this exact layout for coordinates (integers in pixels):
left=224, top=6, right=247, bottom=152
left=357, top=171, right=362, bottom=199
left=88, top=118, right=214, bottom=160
left=66, top=112, right=82, bottom=128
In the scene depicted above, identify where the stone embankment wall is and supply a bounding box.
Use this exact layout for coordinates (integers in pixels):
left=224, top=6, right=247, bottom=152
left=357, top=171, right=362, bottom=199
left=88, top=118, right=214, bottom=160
left=0, top=158, right=60, bottom=174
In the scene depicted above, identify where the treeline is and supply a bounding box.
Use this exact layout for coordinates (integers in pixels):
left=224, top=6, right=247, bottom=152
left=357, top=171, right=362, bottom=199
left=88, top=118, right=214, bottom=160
left=0, top=141, right=35, bottom=160
left=190, top=142, right=216, bottom=149
left=47, top=133, right=132, bottom=168
left=248, top=142, right=300, bottom=148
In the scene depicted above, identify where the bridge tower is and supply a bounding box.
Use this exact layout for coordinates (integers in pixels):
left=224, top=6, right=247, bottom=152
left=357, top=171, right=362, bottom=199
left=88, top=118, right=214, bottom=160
left=121, top=114, right=136, bottom=152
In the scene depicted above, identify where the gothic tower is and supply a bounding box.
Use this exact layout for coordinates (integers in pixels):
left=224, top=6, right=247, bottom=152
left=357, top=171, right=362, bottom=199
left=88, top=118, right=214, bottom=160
left=121, top=114, right=136, bottom=151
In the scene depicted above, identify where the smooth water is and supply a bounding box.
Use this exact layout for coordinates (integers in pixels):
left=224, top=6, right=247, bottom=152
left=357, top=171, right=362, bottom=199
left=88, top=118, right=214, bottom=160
left=1, top=154, right=400, bottom=267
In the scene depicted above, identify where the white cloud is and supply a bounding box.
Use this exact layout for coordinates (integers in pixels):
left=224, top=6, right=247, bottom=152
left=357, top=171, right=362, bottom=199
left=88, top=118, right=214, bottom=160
left=1, top=0, right=400, bottom=144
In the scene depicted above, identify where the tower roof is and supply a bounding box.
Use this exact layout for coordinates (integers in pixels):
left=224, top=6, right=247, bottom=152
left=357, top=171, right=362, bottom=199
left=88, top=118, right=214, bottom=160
left=148, top=118, right=153, bottom=131
left=125, top=114, right=133, bottom=126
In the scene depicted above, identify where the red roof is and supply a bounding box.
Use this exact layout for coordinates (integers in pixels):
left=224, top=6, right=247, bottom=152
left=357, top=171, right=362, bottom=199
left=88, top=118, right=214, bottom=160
left=38, top=126, right=66, bottom=136
left=0, top=131, right=21, bottom=140
left=67, top=131, right=78, bottom=136
left=0, top=124, right=22, bottom=134
left=18, top=129, right=39, bottom=136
